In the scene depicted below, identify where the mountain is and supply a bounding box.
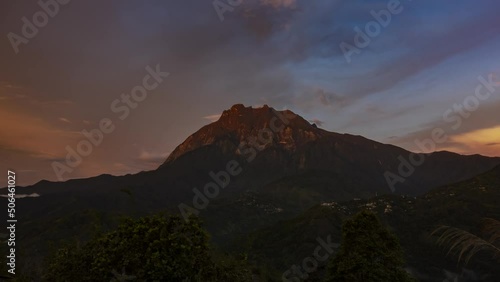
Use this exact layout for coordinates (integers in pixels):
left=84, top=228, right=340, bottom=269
left=7, top=105, right=500, bottom=223
left=159, top=104, right=500, bottom=198
left=2, top=104, right=500, bottom=279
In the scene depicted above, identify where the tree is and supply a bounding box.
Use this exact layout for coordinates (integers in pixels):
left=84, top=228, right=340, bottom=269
left=432, top=218, right=500, bottom=264
left=44, top=213, right=252, bottom=281
left=325, top=210, right=414, bottom=282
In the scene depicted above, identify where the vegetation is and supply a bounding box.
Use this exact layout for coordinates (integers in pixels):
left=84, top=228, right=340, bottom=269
left=325, top=210, right=414, bottom=281
left=44, top=214, right=252, bottom=282
left=2, top=166, right=499, bottom=280
left=433, top=218, right=500, bottom=264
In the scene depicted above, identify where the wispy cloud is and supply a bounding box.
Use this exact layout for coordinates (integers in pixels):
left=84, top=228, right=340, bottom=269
left=260, top=0, right=297, bottom=9
left=137, top=150, right=170, bottom=165
left=203, top=114, right=222, bottom=122
left=309, top=119, right=324, bottom=126
left=446, top=126, right=500, bottom=156
left=388, top=100, right=500, bottom=156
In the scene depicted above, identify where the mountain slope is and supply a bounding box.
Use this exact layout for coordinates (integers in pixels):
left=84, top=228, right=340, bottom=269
left=157, top=104, right=500, bottom=198
left=11, top=104, right=500, bottom=201
left=241, top=165, right=500, bottom=281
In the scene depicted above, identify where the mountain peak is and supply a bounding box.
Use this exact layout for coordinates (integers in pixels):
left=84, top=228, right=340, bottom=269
left=229, top=103, right=251, bottom=111
left=220, top=104, right=271, bottom=120
left=162, top=104, right=317, bottom=165
left=215, top=104, right=303, bottom=130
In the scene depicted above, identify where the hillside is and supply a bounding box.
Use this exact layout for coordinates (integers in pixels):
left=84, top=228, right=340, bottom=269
left=240, top=165, right=500, bottom=281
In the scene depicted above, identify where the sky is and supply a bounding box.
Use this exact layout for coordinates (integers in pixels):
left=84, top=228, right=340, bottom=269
left=0, top=0, right=499, bottom=186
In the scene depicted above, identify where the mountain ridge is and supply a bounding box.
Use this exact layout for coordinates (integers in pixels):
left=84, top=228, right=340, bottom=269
left=7, top=104, right=500, bottom=199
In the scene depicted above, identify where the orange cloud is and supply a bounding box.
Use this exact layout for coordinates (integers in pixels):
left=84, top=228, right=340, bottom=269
left=0, top=109, right=80, bottom=159
left=443, top=126, right=500, bottom=156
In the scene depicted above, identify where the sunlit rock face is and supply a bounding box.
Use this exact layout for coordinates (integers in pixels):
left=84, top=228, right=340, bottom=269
left=158, top=104, right=500, bottom=197
left=164, top=104, right=323, bottom=164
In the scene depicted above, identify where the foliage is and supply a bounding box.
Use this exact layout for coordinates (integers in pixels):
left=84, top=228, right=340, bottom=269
left=433, top=218, right=500, bottom=264
left=325, top=210, right=415, bottom=282
left=44, top=214, right=252, bottom=281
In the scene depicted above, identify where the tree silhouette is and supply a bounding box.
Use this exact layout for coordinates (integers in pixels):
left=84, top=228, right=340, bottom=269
left=325, top=210, right=414, bottom=282
left=45, top=213, right=252, bottom=281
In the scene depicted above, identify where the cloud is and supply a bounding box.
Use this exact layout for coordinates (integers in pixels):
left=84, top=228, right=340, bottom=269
left=260, top=0, right=297, bottom=9
left=341, top=6, right=500, bottom=98
left=0, top=111, right=79, bottom=159
left=315, top=89, right=347, bottom=107
left=387, top=101, right=500, bottom=156
left=137, top=150, right=170, bottom=165
left=309, top=119, right=324, bottom=126
left=35, top=100, right=75, bottom=107
left=0, top=93, right=26, bottom=100
left=446, top=126, right=500, bottom=156
left=59, top=117, right=71, bottom=123
left=0, top=82, right=29, bottom=101
left=0, top=82, right=75, bottom=110
left=236, top=0, right=299, bottom=39
left=203, top=114, right=222, bottom=122
left=0, top=193, right=40, bottom=199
